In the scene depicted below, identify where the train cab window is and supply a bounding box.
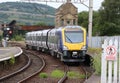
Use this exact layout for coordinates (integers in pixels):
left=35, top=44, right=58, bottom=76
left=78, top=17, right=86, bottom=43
left=64, top=31, right=83, bottom=43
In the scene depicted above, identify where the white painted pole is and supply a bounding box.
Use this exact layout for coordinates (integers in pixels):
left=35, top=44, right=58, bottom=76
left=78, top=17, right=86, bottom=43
left=108, top=40, right=113, bottom=83
left=101, top=40, right=107, bottom=83
left=113, top=39, right=118, bottom=83
left=119, top=41, right=120, bottom=83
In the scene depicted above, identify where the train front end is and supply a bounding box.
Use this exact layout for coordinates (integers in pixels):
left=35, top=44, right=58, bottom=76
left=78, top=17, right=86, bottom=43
left=61, top=26, right=87, bottom=62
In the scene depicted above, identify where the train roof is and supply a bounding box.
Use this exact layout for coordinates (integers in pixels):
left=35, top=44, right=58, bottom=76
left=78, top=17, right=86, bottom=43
left=55, top=25, right=83, bottom=29
left=64, top=25, right=82, bottom=28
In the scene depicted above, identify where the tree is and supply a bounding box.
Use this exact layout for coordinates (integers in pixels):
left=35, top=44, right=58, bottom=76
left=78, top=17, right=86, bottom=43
left=78, top=11, right=100, bottom=36
left=78, top=11, right=89, bottom=31
left=98, top=0, right=120, bottom=36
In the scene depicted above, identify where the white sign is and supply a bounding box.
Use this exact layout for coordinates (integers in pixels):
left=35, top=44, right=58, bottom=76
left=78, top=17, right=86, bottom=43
left=106, top=45, right=117, bottom=60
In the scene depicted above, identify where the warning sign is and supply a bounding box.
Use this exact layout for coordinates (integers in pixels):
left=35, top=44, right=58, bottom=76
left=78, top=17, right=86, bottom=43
left=106, top=45, right=117, bottom=61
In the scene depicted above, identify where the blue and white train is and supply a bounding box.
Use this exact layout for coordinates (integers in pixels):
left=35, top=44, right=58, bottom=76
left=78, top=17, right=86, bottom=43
left=25, top=25, right=87, bottom=62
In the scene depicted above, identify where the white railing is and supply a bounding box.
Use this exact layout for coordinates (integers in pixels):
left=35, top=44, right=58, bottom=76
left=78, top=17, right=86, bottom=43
left=101, top=39, right=120, bottom=83
left=91, top=36, right=120, bottom=48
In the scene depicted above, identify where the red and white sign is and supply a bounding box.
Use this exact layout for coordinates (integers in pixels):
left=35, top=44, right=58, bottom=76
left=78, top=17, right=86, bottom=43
left=106, top=45, right=117, bottom=60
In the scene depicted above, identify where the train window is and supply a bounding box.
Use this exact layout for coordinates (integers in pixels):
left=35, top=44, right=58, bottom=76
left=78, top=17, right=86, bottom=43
left=64, top=31, right=83, bottom=43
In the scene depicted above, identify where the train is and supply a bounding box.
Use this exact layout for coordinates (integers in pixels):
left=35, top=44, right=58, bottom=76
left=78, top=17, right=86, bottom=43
left=25, top=25, right=87, bottom=63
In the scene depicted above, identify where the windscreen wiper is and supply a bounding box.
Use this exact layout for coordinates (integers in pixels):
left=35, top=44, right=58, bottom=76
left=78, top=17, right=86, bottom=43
left=65, top=34, right=73, bottom=43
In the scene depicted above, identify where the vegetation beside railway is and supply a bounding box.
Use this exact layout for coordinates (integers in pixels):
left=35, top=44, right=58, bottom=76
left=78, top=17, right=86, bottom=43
left=88, top=47, right=102, bottom=75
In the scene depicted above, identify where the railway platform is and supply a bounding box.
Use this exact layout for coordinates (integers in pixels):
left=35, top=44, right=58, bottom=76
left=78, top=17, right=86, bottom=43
left=0, top=47, right=23, bottom=62
left=84, top=73, right=100, bottom=83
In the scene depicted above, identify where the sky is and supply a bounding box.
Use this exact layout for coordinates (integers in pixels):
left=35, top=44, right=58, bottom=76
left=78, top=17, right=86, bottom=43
left=0, top=0, right=104, bottom=12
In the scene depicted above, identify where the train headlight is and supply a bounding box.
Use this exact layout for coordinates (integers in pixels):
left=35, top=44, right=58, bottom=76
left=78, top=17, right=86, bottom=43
left=63, top=46, right=68, bottom=50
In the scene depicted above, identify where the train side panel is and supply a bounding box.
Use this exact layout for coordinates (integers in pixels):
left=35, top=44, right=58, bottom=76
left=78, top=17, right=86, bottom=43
left=47, top=28, right=63, bottom=57
left=41, top=30, right=50, bottom=51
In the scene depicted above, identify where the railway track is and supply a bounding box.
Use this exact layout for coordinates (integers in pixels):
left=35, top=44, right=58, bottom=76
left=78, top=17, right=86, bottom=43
left=57, top=64, right=92, bottom=83
left=5, top=41, right=93, bottom=83
left=0, top=42, right=45, bottom=83
left=25, top=50, right=92, bottom=83
left=0, top=53, right=31, bottom=81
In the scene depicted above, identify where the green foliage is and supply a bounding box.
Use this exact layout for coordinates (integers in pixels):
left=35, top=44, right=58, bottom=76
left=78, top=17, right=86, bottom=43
left=98, top=0, right=120, bottom=36
left=67, top=71, right=85, bottom=79
left=12, top=35, right=24, bottom=41
left=92, top=53, right=101, bottom=75
left=78, top=0, right=120, bottom=36
left=78, top=11, right=88, bottom=31
left=39, top=72, right=48, bottom=78
left=99, top=22, right=120, bottom=36
left=78, top=11, right=101, bottom=36
left=51, top=69, right=64, bottom=78
left=9, top=55, right=15, bottom=65
left=88, top=47, right=102, bottom=54
left=92, top=11, right=101, bottom=36
left=89, top=48, right=102, bottom=75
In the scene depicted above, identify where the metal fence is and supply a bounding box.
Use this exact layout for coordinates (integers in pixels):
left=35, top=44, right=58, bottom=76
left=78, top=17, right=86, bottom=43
left=91, top=36, right=120, bottom=48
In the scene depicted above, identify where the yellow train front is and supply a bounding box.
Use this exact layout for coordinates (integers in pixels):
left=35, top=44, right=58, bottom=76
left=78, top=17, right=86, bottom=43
left=48, top=26, right=87, bottom=62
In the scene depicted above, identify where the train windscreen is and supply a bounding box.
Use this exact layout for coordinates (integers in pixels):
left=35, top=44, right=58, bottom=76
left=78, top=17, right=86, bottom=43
left=64, top=31, right=83, bottom=43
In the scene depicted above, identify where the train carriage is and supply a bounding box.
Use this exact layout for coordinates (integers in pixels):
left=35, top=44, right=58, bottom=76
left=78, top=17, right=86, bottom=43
left=25, top=25, right=87, bottom=63
left=41, top=29, right=50, bottom=51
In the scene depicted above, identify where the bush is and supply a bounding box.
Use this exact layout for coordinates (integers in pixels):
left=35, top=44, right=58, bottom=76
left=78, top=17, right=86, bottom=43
left=88, top=47, right=102, bottom=75
left=67, top=71, right=85, bottom=79
left=12, top=35, right=24, bottom=41
left=51, top=69, right=64, bottom=78
left=9, top=55, right=15, bottom=65
left=92, top=53, right=101, bottom=75
left=39, top=72, right=48, bottom=78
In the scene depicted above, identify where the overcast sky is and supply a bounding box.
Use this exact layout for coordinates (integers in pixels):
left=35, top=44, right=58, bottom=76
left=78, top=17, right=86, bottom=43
left=0, top=0, right=104, bottom=12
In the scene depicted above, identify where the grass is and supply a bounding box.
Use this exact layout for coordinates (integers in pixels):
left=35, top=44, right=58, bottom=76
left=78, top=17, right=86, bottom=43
left=67, top=71, right=85, bottom=79
left=39, top=72, right=48, bottom=78
left=9, top=55, right=15, bottom=65
left=11, top=35, right=24, bottom=41
left=93, top=53, right=101, bottom=75
left=50, top=69, right=64, bottom=78
left=39, top=70, right=86, bottom=79
left=88, top=47, right=102, bottom=54
left=88, top=47, right=102, bottom=75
